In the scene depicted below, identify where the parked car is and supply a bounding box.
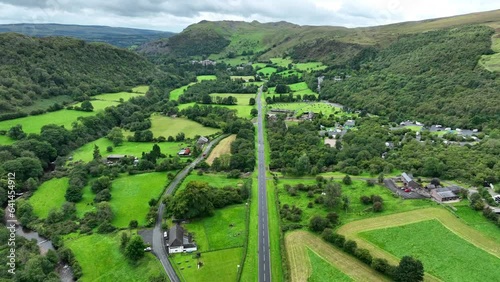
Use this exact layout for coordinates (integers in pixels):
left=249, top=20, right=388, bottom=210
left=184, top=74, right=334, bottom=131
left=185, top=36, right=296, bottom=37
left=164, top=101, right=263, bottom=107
left=163, top=231, right=168, bottom=238
left=144, top=247, right=152, bottom=252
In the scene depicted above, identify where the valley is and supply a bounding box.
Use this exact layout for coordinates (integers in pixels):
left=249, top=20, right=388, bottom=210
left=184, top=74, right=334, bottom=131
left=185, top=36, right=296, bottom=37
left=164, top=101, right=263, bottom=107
left=1, top=7, right=500, bottom=282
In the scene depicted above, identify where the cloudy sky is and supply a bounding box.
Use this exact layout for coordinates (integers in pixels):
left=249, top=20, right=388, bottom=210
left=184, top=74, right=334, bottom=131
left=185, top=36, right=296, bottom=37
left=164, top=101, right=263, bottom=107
left=0, top=0, right=498, bottom=32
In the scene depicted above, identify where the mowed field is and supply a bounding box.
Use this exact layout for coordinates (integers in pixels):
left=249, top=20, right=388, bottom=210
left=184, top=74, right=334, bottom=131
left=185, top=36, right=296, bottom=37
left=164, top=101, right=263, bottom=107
left=75, top=172, right=169, bottom=227
left=65, top=232, right=163, bottom=282
left=360, top=220, right=500, bottom=281
left=307, top=249, right=353, bottom=282
left=337, top=208, right=500, bottom=281
left=0, top=135, right=14, bottom=145
left=268, top=102, right=339, bottom=117
left=169, top=83, right=196, bottom=101
left=178, top=102, right=254, bottom=119
left=197, top=75, right=217, bottom=81
left=176, top=173, right=244, bottom=193
left=70, top=137, right=187, bottom=163
left=29, top=177, right=69, bottom=218
left=209, top=93, right=256, bottom=106
left=150, top=115, right=220, bottom=139
left=286, top=230, right=388, bottom=282
left=74, top=100, right=120, bottom=111
left=267, top=82, right=317, bottom=98
left=206, top=134, right=236, bottom=165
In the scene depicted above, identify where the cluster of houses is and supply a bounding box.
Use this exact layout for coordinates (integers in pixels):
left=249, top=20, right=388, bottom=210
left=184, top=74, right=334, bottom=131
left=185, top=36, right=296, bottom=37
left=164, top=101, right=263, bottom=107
left=399, top=172, right=461, bottom=203
left=105, top=154, right=139, bottom=166
left=319, top=120, right=355, bottom=139
left=190, top=59, right=216, bottom=66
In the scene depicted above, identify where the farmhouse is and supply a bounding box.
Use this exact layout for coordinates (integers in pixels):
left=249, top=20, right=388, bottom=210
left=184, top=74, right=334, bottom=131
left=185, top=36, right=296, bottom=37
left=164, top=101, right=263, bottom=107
left=106, top=154, right=126, bottom=163
left=197, top=136, right=209, bottom=146
left=167, top=224, right=197, bottom=254
left=344, top=120, right=355, bottom=128
left=178, top=148, right=191, bottom=156
left=401, top=172, right=421, bottom=189
left=431, top=187, right=460, bottom=203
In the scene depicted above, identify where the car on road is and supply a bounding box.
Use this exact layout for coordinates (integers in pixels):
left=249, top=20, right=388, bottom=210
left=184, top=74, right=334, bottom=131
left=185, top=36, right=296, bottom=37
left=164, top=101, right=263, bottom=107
left=144, top=247, right=152, bottom=252
left=163, top=231, right=168, bottom=238
left=404, top=188, right=411, bottom=193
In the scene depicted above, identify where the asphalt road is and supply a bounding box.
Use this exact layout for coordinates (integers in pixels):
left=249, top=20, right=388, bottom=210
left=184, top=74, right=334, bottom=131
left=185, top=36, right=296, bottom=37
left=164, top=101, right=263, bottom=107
left=256, top=87, right=272, bottom=282
left=152, top=135, right=227, bottom=282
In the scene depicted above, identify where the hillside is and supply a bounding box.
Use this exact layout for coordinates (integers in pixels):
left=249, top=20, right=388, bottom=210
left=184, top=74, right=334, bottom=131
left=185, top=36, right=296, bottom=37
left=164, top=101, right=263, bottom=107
left=0, top=33, right=158, bottom=116
left=0, top=23, right=174, bottom=48
left=139, top=9, right=500, bottom=63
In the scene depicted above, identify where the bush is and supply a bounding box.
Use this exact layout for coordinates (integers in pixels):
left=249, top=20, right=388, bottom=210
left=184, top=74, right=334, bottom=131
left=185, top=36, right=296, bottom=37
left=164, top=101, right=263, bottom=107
left=355, top=248, right=373, bottom=264
left=342, top=175, right=352, bottom=185
left=366, top=179, right=376, bottom=186
left=343, top=239, right=357, bottom=254
left=309, top=215, right=329, bottom=232
left=326, top=212, right=339, bottom=226
left=372, top=258, right=392, bottom=274
left=360, top=195, right=371, bottom=205
left=307, top=202, right=314, bottom=208
left=373, top=201, right=383, bottom=212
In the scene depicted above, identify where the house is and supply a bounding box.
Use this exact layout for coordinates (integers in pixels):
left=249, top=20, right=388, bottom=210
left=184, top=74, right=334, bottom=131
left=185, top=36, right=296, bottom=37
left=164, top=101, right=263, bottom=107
left=178, top=148, right=191, bottom=156
left=197, top=136, right=209, bottom=146
left=401, top=172, right=421, bottom=189
left=167, top=224, right=197, bottom=254
left=431, top=187, right=460, bottom=203
left=106, top=154, right=126, bottom=163
left=344, top=120, right=355, bottom=128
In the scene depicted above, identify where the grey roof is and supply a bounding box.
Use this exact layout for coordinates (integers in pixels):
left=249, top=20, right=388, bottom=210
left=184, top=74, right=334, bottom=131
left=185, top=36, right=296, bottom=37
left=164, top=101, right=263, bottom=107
left=168, top=224, right=184, bottom=247
left=402, top=172, right=413, bottom=183
left=436, top=187, right=451, bottom=193
left=344, top=120, right=355, bottom=126
left=437, top=190, right=458, bottom=198
left=107, top=154, right=126, bottom=159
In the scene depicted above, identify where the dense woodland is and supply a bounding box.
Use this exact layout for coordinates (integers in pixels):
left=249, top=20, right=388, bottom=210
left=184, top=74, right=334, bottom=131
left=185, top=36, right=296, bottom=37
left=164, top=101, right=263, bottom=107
left=0, top=33, right=157, bottom=116
left=317, top=25, right=500, bottom=130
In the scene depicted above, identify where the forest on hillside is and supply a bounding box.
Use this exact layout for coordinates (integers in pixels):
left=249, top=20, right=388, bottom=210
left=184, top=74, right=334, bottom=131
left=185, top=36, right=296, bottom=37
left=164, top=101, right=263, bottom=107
left=0, top=33, right=158, bottom=116
left=318, top=25, right=500, bottom=130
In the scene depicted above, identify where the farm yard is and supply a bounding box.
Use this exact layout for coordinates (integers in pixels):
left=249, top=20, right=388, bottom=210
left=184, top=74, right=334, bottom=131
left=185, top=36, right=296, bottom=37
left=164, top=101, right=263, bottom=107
left=150, top=115, right=220, bottom=139
left=205, top=134, right=236, bottom=165
left=70, top=137, right=187, bottom=163
left=65, top=232, right=164, bottom=282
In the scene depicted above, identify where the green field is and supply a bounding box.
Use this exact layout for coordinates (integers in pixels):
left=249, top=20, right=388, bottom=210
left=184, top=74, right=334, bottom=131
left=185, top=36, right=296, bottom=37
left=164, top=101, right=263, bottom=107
left=270, top=58, right=293, bottom=67
left=276, top=70, right=302, bottom=78
left=307, top=248, right=353, bottom=282
left=480, top=35, right=500, bottom=72
left=177, top=173, right=244, bottom=193
left=75, top=172, right=168, bottom=227
left=240, top=174, right=259, bottom=282
left=209, top=93, right=256, bottom=106
left=257, top=67, right=277, bottom=77
left=29, top=177, right=69, bottom=218
left=70, top=137, right=187, bottom=163
left=0, top=135, right=14, bottom=145
left=268, top=102, right=340, bottom=117
left=150, top=115, right=220, bottom=139
left=197, top=75, right=217, bottom=81
left=360, top=220, right=500, bottom=281
left=131, top=85, right=149, bottom=94
left=171, top=247, right=243, bottom=282
left=65, top=233, right=163, bottom=282
left=75, top=100, right=120, bottom=111
left=294, top=62, right=327, bottom=72
left=23, top=95, right=74, bottom=113
left=169, top=83, right=196, bottom=101
left=230, top=76, right=255, bottom=82
left=178, top=102, right=254, bottom=119
left=183, top=205, right=247, bottom=252
left=90, top=92, right=144, bottom=102
left=0, top=109, right=97, bottom=134
left=252, top=62, right=268, bottom=69
left=452, top=203, right=500, bottom=245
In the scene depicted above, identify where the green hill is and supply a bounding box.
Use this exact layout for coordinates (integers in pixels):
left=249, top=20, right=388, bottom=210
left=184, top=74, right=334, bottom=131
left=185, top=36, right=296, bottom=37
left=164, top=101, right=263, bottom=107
left=0, top=33, right=158, bottom=116
left=139, top=9, right=500, bottom=64
left=0, top=23, right=174, bottom=48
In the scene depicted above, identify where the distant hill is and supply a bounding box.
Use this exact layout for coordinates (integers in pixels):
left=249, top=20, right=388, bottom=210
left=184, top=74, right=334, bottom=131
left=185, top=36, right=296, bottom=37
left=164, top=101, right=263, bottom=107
left=0, top=23, right=175, bottom=48
left=138, top=9, right=500, bottom=64
left=0, top=33, right=158, bottom=116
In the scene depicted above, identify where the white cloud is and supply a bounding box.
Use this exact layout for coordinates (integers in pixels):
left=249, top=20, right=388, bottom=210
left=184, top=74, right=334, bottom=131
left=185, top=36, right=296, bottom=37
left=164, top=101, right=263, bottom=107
left=0, top=0, right=498, bottom=32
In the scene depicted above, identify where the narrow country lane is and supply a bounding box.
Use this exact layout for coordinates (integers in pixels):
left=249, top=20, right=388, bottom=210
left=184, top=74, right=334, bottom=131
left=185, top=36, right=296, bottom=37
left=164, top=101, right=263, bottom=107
left=256, top=86, right=272, bottom=282
left=152, top=134, right=228, bottom=282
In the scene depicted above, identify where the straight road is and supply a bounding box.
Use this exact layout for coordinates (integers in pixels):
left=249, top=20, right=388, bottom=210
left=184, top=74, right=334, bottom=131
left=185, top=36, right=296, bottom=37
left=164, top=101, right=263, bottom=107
left=256, top=87, right=272, bottom=282
left=152, top=134, right=227, bottom=282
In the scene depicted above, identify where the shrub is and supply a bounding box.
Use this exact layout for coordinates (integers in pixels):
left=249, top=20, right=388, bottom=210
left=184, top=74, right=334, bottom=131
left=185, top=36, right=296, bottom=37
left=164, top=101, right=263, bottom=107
left=343, top=239, right=357, bottom=254
left=373, top=201, right=383, bottom=212
left=309, top=215, right=329, bottom=232
left=307, top=202, right=314, bottom=208
left=360, top=195, right=371, bottom=205
left=355, top=248, right=373, bottom=264
left=342, top=175, right=352, bottom=185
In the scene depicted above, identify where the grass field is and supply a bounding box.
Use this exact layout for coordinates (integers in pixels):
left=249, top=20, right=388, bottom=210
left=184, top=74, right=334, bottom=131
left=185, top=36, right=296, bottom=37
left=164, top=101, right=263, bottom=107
left=65, top=232, right=163, bottom=282
left=270, top=58, right=293, bottom=67
left=176, top=173, right=244, bottom=193
left=29, top=177, right=69, bottom=218
left=294, top=62, right=327, bottom=72
left=360, top=220, right=500, bottom=281
left=337, top=207, right=500, bottom=281
left=480, top=35, right=500, bottom=72
left=257, top=67, right=277, bottom=77
left=183, top=205, right=247, bottom=252
left=177, top=102, right=255, bottom=119
left=307, top=249, right=353, bottom=282
left=169, top=83, right=196, bottom=101
left=23, top=95, right=73, bottom=113
left=0, top=135, right=14, bottom=145
left=206, top=134, right=236, bottom=165
left=90, top=92, right=143, bottom=102
left=171, top=247, right=243, bottom=282
left=240, top=174, right=259, bottom=282
left=70, top=137, right=187, bottom=163
left=276, top=70, right=302, bottom=78
left=0, top=109, right=97, bottom=134
left=75, top=172, right=168, bottom=227
left=286, top=231, right=388, bottom=282
left=75, top=100, right=120, bottom=111
left=131, top=85, right=149, bottom=94
left=231, top=76, right=255, bottom=82
left=197, top=75, right=217, bottom=81
left=209, top=93, right=256, bottom=106
left=267, top=102, right=340, bottom=117
left=150, top=115, right=220, bottom=139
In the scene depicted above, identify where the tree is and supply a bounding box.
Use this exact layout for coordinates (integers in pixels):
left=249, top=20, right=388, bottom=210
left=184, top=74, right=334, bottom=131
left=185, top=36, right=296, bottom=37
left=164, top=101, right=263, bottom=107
left=326, top=212, right=339, bottom=225
left=107, top=127, right=124, bottom=146
left=324, top=182, right=342, bottom=209
left=65, top=186, right=83, bottom=202
left=94, top=189, right=111, bottom=203
left=343, top=239, right=357, bottom=254
left=378, top=173, right=384, bottom=184
left=7, top=124, right=26, bottom=140
left=91, top=176, right=112, bottom=194
left=168, top=181, right=214, bottom=219
left=250, top=108, right=258, bottom=117
left=80, top=100, right=94, bottom=112
left=93, top=145, right=101, bottom=160
left=309, top=215, right=329, bottom=232
left=393, top=256, right=424, bottom=282
left=249, top=98, right=256, bottom=105
left=124, top=236, right=146, bottom=261
left=121, top=232, right=130, bottom=249
left=129, top=220, right=138, bottom=229
left=373, top=201, right=383, bottom=212
left=295, top=154, right=311, bottom=176
left=342, top=175, right=352, bottom=185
